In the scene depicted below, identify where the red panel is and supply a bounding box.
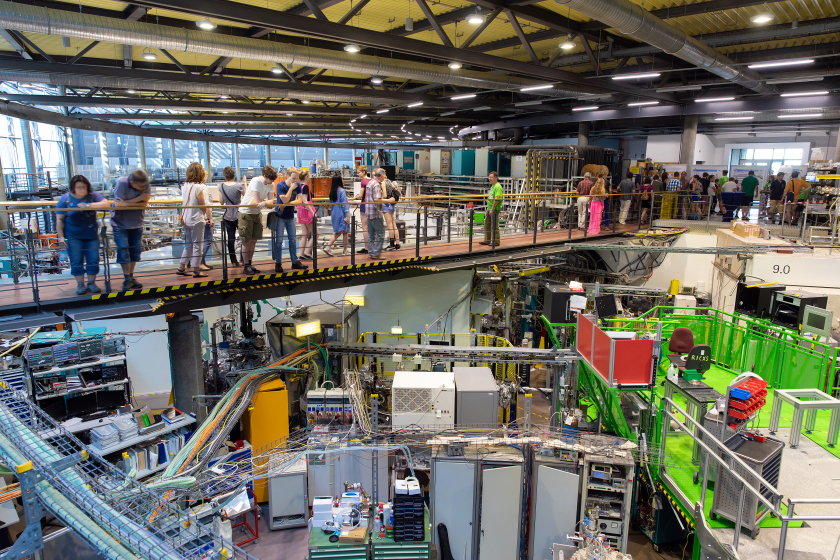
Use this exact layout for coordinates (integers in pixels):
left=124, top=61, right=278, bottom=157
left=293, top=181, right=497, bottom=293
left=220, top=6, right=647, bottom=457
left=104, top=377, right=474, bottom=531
left=612, top=340, right=655, bottom=386
left=577, top=315, right=593, bottom=362
left=593, top=329, right=612, bottom=382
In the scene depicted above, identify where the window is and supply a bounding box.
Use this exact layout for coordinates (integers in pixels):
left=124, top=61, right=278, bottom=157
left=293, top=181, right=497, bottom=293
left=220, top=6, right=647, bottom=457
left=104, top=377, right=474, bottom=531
left=773, top=148, right=786, bottom=159
left=785, top=148, right=803, bottom=160
left=754, top=148, right=773, bottom=159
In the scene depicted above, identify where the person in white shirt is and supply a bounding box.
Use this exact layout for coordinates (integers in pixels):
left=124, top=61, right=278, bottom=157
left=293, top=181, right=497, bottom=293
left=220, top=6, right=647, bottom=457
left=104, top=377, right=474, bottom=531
left=238, top=166, right=277, bottom=275
left=175, top=163, right=213, bottom=278
left=720, top=177, right=738, bottom=217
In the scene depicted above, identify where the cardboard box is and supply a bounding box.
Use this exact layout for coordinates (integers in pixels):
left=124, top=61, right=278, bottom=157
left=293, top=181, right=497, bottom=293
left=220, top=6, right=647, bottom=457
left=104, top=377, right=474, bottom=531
left=732, top=221, right=760, bottom=238
left=339, top=522, right=369, bottom=543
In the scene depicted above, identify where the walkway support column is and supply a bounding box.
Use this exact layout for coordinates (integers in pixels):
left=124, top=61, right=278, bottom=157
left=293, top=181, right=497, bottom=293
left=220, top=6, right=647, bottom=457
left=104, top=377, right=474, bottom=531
left=20, top=120, right=37, bottom=191
left=578, top=122, right=590, bottom=147
left=204, top=140, right=211, bottom=176
left=680, top=115, right=699, bottom=175
left=168, top=313, right=206, bottom=422
left=135, top=136, right=146, bottom=171
left=834, top=126, right=840, bottom=163
left=234, top=143, right=241, bottom=177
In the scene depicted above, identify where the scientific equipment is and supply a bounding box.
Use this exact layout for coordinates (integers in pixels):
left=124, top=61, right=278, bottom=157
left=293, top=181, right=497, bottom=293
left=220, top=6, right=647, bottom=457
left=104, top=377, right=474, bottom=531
left=771, top=290, right=828, bottom=330
left=26, top=347, right=54, bottom=370
left=52, top=343, right=80, bottom=365
left=391, top=371, right=455, bottom=429
left=102, top=337, right=126, bottom=356
left=800, top=305, right=833, bottom=339
left=78, top=339, right=103, bottom=361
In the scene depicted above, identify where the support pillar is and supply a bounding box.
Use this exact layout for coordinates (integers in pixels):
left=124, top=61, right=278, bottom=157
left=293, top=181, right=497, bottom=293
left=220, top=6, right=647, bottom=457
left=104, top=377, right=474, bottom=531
left=834, top=126, right=840, bottom=164
left=577, top=122, right=590, bottom=147
left=233, top=143, right=241, bottom=177
left=294, top=146, right=300, bottom=168
left=20, top=120, right=37, bottom=191
left=204, top=140, right=211, bottom=176
left=680, top=115, right=699, bottom=175
left=266, top=145, right=272, bottom=167
left=167, top=314, right=206, bottom=422
left=58, top=86, right=74, bottom=179
left=0, top=154, right=8, bottom=230
left=135, top=136, right=146, bottom=171
left=97, top=131, right=110, bottom=179
left=324, top=146, right=329, bottom=169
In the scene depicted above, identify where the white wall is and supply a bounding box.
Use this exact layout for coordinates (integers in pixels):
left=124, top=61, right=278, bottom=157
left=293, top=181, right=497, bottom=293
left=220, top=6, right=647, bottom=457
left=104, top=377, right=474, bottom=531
left=646, top=134, right=682, bottom=163
left=641, top=233, right=716, bottom=293
left=693, top=134, right=716, bottom=164
left=72, top=315, right=172, bottom=397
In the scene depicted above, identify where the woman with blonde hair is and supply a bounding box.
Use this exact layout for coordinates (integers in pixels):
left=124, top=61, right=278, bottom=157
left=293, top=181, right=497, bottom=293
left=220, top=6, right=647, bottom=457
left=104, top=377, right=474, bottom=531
left=176, top=162, right=213, bottom=278
left=296, top=169, right=317, bottom=259
left=587, top=173, right=606, bottom=235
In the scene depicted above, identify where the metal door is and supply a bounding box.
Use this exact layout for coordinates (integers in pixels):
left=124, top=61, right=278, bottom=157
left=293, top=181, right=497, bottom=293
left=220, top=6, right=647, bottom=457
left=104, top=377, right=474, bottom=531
left=432, top=460, right=476, bottom=560
left=478, top=465, right=522, bottom=560
left=529, top=466, right=579, bottom=560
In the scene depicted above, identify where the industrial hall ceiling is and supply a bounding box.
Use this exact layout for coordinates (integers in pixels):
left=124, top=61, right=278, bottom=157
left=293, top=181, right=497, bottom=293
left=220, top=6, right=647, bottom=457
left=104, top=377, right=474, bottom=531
left=0, top=0, right=837, bottom=146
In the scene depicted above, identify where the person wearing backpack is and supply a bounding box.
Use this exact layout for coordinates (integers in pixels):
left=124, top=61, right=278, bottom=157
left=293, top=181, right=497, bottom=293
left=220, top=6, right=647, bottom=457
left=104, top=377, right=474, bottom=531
left=382, top=177, right=401, bottom=251
left=639, top=176, right=653, bottom=224
left=219, top=166, right=245, bottom=267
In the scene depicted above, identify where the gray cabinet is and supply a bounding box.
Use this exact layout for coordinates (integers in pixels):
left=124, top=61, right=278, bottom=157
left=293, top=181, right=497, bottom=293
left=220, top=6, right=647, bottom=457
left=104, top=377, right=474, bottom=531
left=307, top=447, right=389, bottom=507
left=528, top=461, right=580, bottom=560
left=268, top=457, right=308, bottom=530
left=453, top=367, right=499, bottom=426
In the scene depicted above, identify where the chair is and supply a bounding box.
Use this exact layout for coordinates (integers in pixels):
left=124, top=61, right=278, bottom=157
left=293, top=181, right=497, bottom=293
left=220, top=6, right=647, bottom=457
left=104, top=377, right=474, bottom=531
left=666, top=327, right=695, bottom=368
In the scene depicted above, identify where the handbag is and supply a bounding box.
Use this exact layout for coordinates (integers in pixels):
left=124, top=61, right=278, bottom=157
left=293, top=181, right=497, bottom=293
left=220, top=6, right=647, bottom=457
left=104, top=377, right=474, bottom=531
left=641, top=188, right=650, bottom=201
left=266, top=211, right=279, bottom=231
left=179, top=183, right=195, bottom=225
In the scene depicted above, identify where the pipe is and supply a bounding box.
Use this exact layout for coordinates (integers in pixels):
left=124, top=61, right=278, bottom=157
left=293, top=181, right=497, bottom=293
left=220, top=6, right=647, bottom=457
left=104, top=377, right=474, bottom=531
left=489, top=144, right=578, bottom=152
left=554, top=0, right=773, bottom=94
left=19, top=119, right=37, bottom=191
left=0, top=1, right=601, bottom=96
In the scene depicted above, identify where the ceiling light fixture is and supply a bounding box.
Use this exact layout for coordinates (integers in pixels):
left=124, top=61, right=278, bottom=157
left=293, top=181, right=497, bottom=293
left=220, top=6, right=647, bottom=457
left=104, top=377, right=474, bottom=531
left=376, top=133, right=383, bottom=136
left=344, top=44, right=361, bottom=53
left=451, top=94, right=477, bottom=100
left=560, top=34, right=576, bottom=50
left=350, top=119, right=356, bottom=123
left=514, top=100, right=544, bottom=107
left=572, top=105, right=599, bottom=111
left=612, top=72, right=660, bottom=80
left=196, top=17, right=217, bottom=29
left=780, top=90, right=830, bottom=98
left=765, top=76, right=823, bottom=85
left=748, top=59, right=814, bottom=69
left=126, top=89, right=136, bottom=94
left=360, top=114, right=367, bottom=118
left=287, top=113, right=293, bottom=116
left=271, top=67, right=283, bottom=74
left=778, top=113, right=822, bottom=119
left=695, top=97, right=736, bottom=102
left=376, top=108, right=389, bottom=113
left=655, top=85, right=703, bottom=92
left=371, top=76, right=383, bottom=84
left=448, top=61, right=462, bottom=70
left=467, top=8, right=485, bottom=24
left=142, top=50, right=157, bottom=61
left=302, top=100, right=310, bottom=104
left=628, top=101, right=659, bottom=107
left=521, top=84, right=553, bottom=92
left=408, top=102, right=423, bottom=107
left=714, top=116, right=754, bottom=121
left=750, top=11, right=774, bottom=23
left=219, top=94, right=229, bottom=99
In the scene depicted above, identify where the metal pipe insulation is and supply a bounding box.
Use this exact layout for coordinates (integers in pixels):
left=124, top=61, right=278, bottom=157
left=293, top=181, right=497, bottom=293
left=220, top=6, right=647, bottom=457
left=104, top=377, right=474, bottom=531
left=0, top=404, right=184, bottom=560
left=0, top=70, right=399, bottom=106
left=0, top=433, right=137, bottom=560
left=0, top=1, right=600, bottom=96
left=554, top=0, right=773, bottom=94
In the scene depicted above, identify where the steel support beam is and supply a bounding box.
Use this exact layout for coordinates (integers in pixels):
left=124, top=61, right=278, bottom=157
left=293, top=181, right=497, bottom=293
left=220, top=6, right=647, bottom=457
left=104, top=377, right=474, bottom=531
left=461, top=8, right=502, bottom=49
left=159, top=48, right=191, bottom=74
left=505, top=10, right=539, bottom=65
left=414, top=0, right=454, bottom=48
left=0, top=28, right=31, bottom=59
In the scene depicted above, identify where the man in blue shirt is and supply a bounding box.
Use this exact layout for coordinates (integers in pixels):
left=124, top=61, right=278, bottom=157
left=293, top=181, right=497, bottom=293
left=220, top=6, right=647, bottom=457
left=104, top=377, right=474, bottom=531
left=110, top=169, right=150, bottom=291
left=273, top=166, right=308, bottom=273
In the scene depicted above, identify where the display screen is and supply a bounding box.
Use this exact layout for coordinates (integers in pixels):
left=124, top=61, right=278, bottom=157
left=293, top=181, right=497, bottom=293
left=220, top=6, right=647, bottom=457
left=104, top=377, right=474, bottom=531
left=807, top=314, right=826, bottom=330
left=26, top=347, right=54, bottom=368
left=52, top=343, right=80, bottom=364
left=66, top=393, right=97, bottom=418
left=78, top=340, right=102, bottom=359
left=805, top=172, right=818, bottom=182
left=102, top=337, right=126, bottom=355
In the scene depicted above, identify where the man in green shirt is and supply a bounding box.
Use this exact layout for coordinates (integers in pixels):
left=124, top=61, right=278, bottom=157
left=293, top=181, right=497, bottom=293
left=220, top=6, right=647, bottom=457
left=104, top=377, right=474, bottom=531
left=480, top=171, right=503, bottom=246
left=740, top=170, right=759, bottom=220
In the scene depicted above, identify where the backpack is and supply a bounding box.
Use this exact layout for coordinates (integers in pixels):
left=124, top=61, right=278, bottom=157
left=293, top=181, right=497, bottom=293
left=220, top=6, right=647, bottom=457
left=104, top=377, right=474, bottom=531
left=641, top=188, right=650, bottom=201
left=386, top=180, right=401, bottom=202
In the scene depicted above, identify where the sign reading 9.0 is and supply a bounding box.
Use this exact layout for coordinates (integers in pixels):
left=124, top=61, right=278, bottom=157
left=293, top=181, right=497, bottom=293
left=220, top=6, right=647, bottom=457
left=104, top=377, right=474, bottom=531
left=772, top=265, right=791, bottom=274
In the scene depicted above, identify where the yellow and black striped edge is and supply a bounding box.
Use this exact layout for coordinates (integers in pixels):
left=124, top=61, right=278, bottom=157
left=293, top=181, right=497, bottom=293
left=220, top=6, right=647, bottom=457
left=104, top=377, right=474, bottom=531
left=91, top=256, right=435, bottom=300
left=151, top=265, right=439, bottom=305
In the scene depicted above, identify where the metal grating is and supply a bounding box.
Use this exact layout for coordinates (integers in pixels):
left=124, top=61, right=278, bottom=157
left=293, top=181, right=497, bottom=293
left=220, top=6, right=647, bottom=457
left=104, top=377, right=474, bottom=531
left=393, top=387, right=434, bottom=415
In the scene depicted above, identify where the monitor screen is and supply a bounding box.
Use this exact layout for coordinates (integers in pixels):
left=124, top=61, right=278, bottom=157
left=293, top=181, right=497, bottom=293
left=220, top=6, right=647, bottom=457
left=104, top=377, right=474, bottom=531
left=66, top=392, right=98, bottom=418
left=52, top=343, right=80, bottom=364
left=97, top=389, right=127, bottom=411
left=802, top=305, right=832, bottom=338
left=805, top=172, right=818, bottom=182
left=78, top=340, right=102, bottom=360
left=26, top=347, right=54, bottom=368
left=102, top=337, right=126, bottom=356
left=807, top=314, right=826, bottom=330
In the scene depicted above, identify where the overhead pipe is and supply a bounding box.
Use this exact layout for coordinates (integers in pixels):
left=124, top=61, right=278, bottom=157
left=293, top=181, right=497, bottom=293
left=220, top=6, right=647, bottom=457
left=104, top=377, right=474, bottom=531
left=0, top=1, right=602, bottom=97
left=554, top=0, right=774, bottom=94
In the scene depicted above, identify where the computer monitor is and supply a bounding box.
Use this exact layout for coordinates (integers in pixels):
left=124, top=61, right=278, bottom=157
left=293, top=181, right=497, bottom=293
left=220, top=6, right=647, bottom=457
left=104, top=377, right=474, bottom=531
left=801, top=305, right=833, bottom=339
left=595, top=295, right=622, bottom=318
left=102, top=337, right=126, bottom=356
left=52, top=343, right=80, bottom=365
left=78, top=339, right=102, bottom=360
left=97, top=389, right=128, bottom=411
left=26, top=347, right=54, bottom=369
left=66, top=392, right=98, bottom=418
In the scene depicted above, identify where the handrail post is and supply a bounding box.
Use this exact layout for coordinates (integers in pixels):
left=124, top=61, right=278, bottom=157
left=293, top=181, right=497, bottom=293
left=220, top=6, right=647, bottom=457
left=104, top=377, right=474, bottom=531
left=423, top=206, right=428, bottom=246
left=533, top=196, right=538, bottom=247
left=350, top=214, right=356, bottom=266
left=649, top=192, right=655, bottom=232
left=468, top=208, right=474, bottom=253
left=415, top=209, right=420, bottom=258
left=220, top=216, right=228, bottom=281
left=447, top=202, right=451, bottom=244
left=100, top=216, right=111, bottom=293
left=312, top=212, right=318, bottom=270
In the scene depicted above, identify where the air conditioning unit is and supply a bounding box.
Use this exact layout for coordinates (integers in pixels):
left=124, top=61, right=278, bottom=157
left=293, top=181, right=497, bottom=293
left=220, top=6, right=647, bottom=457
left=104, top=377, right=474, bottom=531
left=392, top=371, right=455, bottom=429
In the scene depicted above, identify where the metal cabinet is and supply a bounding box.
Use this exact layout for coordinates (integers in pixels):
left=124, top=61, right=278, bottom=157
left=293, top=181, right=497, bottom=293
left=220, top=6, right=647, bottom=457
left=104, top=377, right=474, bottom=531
left=431, top=448, right=524, bottom=560
left=268, top=457, right=308, bottom=530
left=307, top=447, right=389, bottom=507
left=528, top=448, right=581, bottom=560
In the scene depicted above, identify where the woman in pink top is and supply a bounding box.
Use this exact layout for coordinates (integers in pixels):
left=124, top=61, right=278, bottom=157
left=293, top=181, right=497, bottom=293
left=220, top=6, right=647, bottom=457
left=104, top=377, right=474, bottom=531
left=296, top=169, right=317, bottom=260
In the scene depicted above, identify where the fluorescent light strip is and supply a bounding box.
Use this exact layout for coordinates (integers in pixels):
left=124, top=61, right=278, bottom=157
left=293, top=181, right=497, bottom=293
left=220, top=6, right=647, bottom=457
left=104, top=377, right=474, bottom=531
left=514, top=100, right=543, bottom=107
left=407, top=102, right=423, bottom=107
left=695, top=97, right=736, bottom=103
left=376, top=109, right=389, bottom=114
left=628, top=101, right=659, bottom=107
left=778, top=113, right=822, bottom=119
left=572, top=105, right=598, bottom=111
left=765, top=76, right=823, bottom=85
left=780, top=91, right=829, bottom=98
left=748, top=59, right=814, bottom=69
left=655, top=85, right=703, bottom=93
left=520, top=84, right=553, bottom=92
left=714, top=116, right=754, bottom=121
left=451, top=94, right=477, bottom=100
left=612, top=72, right=661, bottom=80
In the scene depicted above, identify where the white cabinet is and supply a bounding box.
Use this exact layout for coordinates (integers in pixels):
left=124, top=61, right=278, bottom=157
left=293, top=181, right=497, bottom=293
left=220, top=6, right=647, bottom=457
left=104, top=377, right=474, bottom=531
left=479, top=465, right=523, bottom=560
left=268, top=457, right=308, bottom=530
left=432, top=460, right=477, bottom=560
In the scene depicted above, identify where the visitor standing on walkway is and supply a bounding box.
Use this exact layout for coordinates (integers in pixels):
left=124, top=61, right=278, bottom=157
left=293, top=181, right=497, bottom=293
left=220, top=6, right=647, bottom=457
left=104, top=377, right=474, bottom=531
left=219, top=166, right=245, bottom=267
left=784, top=171, right=810, bottom=226
left=740, top=170, right=759, bottom=221
left=199, top=169, right=215, bottom=271
left=576, top=172, right=593, bottom=229
left=382, top=177, right=401, bottom=251
left=354, top=166, right=370, bottom=254
left=175, top=162, right=213, bottom=278
left=767, top=171, right=786, bottom=224
left=639, top=176, right=653, bottom=225
left=364, top=169, right=387, bottom=259
left=57, top=175, right=111, bottom=295
left=323, top=175, right=350, bottom=257
left=274, top=166, right=308, bottom=272
left=480, top=171, right=503, bottom=246
left=111, top=169, right=151, bottom=291
left=617, top=171, right=636, bottom=225
left=238, top=166, right=276, bottom=275
left=296, top=169, right=317, bottom=260
left=587, top=174, right=606, bottom=235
